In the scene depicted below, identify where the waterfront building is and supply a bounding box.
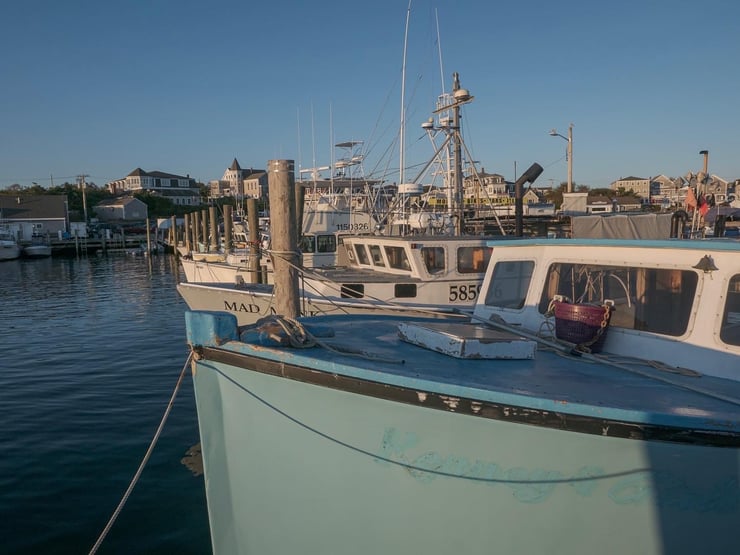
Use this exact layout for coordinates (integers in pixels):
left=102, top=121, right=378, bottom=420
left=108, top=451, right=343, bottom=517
left=208, top=159, right=267, bottom=200
left=106, top=168, right=201, bottom=206
left=94, top=197, right=149, bottom=223
left=0, top=194, right=68, bottom=239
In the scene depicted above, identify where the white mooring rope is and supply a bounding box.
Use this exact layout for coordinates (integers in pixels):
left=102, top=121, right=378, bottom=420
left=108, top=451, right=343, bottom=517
left=88, top=352, right=193, bottom=555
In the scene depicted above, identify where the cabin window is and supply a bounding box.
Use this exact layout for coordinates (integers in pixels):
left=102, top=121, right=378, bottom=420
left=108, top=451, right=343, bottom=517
left=485, top=261, right=534, bottom=309
left=457, top=246, right=492, bottom=274
left=354, top=244, right=370, bottom=265
left=384, top=246, right=411, bottom=270
left=299, top=235, right=316, bottom=253
left=421, top=246, right=445, bottom=274
left=394, top=283, right=417, bottom=298
left=369, top=244, right=385, bottom=267
left=720, top=274, right=740, bottom=346
left=316, top=234, right=337, bottom=253
left=537, top=263, right=698, bottom=336
left=341, top=284, right=364, bottom=298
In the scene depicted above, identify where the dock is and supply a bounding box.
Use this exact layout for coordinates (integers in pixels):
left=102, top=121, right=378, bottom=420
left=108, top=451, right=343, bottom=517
left=50, top=235, right=153, bottom=256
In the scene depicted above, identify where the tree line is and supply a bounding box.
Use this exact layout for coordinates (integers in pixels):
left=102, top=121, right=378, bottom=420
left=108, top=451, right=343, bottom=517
left=0, top=181, right=220, bottom=220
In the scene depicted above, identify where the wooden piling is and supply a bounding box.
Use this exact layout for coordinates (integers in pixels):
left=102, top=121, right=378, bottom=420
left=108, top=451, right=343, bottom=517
left=170, top=215, right=176, bottom=252
left=192, top=211, right=201, bottom=253
left=295, top=182, right=305, bottom=242
left=267, top=159, right=300, bottom=319
left=200, top=209, right=208, bottom=251
left=223, top=204, right=233, bottom=253
left=184, top=213, right=192, bottom=254
left=247, top=198, right=260, bottom=283
left=209, top=206, right=218, bottom=252
left=146, top=218, right=152, bottom=253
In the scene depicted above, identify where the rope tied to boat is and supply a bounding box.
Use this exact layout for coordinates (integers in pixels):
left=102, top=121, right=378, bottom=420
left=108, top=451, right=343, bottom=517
left=252, top=315, right=403, bottom=364
left=256, top=315, right=317, bottom=348
left=87, top=352, right=193, bottom=555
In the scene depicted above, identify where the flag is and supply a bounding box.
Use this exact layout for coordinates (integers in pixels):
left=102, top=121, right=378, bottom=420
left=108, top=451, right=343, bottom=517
left=685, top=187, right=697, bottom=210
left=699, top=194, right=709, bottom=217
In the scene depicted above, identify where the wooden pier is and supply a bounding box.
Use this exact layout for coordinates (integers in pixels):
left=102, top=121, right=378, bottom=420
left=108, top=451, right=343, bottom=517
left=50, top=235, right=151, bottom=257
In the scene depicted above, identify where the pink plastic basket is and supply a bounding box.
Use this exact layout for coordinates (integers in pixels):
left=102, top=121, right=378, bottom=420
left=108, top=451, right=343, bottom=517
left=553, top=301, right=611, bottom=352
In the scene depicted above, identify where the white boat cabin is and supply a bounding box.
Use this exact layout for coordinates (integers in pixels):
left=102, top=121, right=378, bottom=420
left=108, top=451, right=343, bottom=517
left=340, top=235, right=491, bottom=277
left=305, top=235, right=493, bottom=310
left=472, top=238, right=740, bottom=381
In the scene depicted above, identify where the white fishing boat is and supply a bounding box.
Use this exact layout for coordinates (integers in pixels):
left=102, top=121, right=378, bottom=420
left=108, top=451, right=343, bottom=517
left=179, top=69, right=535, bottom=293
left=180, top=183, right=378, bottom=284
left=177, top=233, right=492, bottom=324
left=185, top=236, right=740, bottom=555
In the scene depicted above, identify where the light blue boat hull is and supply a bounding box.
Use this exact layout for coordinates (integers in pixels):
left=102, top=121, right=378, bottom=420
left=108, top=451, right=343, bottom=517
left=192, top=352, right=738, bottom=555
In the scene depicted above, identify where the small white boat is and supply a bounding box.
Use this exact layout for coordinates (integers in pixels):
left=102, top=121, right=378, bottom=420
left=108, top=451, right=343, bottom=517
left=0, top=228, right=21, bottom=261
left=22, top=235, right=52, bottom=258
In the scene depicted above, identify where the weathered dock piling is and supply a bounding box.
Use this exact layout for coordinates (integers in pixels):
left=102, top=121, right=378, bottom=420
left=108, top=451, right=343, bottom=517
left=267, top=159, right=299, bottom=318
left=247, top=198, right=261, bottom=284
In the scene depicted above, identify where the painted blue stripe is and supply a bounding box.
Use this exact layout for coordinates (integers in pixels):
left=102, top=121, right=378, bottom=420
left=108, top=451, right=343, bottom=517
left=485, top=237, right=740, bottom=251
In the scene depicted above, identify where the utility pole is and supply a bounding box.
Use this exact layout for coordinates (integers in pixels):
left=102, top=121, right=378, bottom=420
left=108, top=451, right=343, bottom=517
left=567, top=123, right=573, bottom=193
left=77, top=174, right=89, bottom=223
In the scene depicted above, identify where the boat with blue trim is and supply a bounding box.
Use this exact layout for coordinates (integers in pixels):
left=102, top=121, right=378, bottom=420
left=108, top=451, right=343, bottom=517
left=185, top=237, right=740, bottom=554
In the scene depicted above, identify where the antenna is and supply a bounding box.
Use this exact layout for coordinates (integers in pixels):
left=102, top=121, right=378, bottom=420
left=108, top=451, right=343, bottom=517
left=310, top=103, right=316, bottom=174
left=435, top=8, right=445, bottom=95
left=296, top=107, right=302, bottom=175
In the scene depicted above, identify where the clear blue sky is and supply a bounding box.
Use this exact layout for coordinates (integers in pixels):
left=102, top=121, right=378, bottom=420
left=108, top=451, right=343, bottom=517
left=1, top=0, right=738, bottom=190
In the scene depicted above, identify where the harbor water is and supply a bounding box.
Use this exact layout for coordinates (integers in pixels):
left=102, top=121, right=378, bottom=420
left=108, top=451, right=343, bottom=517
left=0, top=254, right=211, bottom=554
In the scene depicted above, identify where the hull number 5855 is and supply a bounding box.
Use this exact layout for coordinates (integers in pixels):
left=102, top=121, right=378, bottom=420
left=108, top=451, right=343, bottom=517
left=448, top=284, right=479, bottom=302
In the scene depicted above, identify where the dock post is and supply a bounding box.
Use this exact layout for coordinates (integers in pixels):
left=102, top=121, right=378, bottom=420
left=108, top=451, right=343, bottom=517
left=146, top=218, right=152, bottom=253
left=192, top=211, right=201, bottom=253
left=295, top=182, right=305, bottom=239
left=247, top=198, right=260, bottom=283
left=170, top=215, right=176, bottom=253
left=267, top=159, right=300, bottom=319
left=184, top=213, right=192, bottom=254
left=209, top=206, right=218, bottom=253
left=201, top=209, right=209, bottom=252
left=223, top=204, right=233, bottom=253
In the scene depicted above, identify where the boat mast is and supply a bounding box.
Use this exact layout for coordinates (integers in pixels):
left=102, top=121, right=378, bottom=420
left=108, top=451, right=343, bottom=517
left=452, top=73, right=464, bottom=236
left=399, top=0, right=411, bottom=186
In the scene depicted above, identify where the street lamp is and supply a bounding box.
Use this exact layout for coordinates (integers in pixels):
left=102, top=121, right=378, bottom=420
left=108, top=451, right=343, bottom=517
left=549, top=123, right=573, bottom=193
